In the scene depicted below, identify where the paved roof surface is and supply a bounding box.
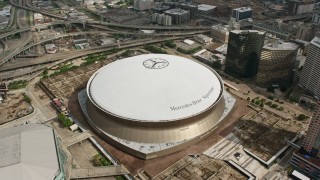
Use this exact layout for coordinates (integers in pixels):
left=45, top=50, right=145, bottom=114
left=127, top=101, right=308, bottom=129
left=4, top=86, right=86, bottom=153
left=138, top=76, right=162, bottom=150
left=0, top=124, right=59, bottom=180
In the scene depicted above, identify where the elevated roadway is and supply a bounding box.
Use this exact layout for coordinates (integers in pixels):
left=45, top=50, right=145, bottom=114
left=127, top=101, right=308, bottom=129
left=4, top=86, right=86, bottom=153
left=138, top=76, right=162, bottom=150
left=0, top=29, right=209, bottom=66
left=0, top=20, right=211, bottom=40
left=0, top=35, right=194, bottom=81
left=9, top=0, right=66, bottom=20
left=0, top=31, right=111, bottom=66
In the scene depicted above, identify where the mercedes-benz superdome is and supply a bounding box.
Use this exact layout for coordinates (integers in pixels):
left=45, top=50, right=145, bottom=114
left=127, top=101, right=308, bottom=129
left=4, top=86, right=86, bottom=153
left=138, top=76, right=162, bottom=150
left=80, top=54, right=235, bottom=159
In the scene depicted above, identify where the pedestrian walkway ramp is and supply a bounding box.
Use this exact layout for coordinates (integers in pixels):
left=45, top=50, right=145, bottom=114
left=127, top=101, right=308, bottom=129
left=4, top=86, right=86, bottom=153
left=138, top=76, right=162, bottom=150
left=62, top=131, right=92, bottom=147
left=70, top=166, right=129, bottom=179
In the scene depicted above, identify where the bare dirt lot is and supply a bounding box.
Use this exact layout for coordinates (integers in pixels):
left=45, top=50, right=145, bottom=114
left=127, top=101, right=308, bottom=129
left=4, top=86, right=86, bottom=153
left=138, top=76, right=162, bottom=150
left=0, top=93, right=33, bottom=124
left=68, top=91, right=251, bottom=177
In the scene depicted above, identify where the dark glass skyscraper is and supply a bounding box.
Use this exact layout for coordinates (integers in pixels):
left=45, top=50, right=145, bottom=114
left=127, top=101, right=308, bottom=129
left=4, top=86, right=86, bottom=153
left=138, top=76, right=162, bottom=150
left=225, top=30, right=266, bottom=78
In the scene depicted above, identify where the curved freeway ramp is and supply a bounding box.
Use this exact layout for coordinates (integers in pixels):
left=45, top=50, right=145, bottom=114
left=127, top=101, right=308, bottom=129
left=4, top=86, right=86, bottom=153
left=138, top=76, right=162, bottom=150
left=0, top=31, right=111, bottom=66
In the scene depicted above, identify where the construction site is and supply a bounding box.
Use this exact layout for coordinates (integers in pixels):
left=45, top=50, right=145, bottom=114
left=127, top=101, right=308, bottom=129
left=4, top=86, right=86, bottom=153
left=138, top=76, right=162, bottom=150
left=152, top=154, right=248, bottom=180
left=0, top=93, right=33, bottom=124
left=234, top=110, right=302, bottom=166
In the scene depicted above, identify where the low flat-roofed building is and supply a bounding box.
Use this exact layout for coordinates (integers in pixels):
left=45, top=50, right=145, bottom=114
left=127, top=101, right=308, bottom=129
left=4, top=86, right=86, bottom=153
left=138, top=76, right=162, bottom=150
left=194, top=34, right=213, bottom=45
left=164, top=8, right=190, bottom=24
left=215, top=43, right=228, bottom=55
left=33, top=13, right=43, bottom=23
left=73, top=39, right=88, bottom=46
left=99, top=38, right=115, bottom=46
left=292, top=170, right=310, bottom=180
left=197, top=4, right=216, bottom=15
left=45, top=44, right=57, bottom=54
left=183, top=39, right=195, bottom=45
left=193, top=49, right=226, bottom=67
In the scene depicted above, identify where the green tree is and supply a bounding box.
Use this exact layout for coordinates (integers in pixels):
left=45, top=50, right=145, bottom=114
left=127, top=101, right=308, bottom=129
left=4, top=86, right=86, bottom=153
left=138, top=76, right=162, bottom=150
left=58, top=113, right=73, bottom=127
left=267, top=86, right=275, bottom=93
left=164, top=40, right=176, bottom=48
left=177, top=46, right=202, bottom=54
left=212, top=61, right=222, bottom=69
left=8, top=80, right=28, bottom=90
left=267, top=95, right=274, bottom=100
left=298, top=114, right=308, bottom=121
left=22, top=93, right=31, bottom=104
left=93, top=154, right=112, bottom=166
left=144, top=45, right=167, bottom=54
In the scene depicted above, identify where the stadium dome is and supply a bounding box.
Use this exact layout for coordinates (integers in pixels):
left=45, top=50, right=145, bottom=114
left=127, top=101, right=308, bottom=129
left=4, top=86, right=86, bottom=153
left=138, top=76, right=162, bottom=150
left=82, top=54, right=232, bottom=159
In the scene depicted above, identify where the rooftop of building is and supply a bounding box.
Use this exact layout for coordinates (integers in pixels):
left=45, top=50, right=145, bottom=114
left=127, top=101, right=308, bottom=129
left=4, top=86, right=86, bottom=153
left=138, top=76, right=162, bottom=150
left=311, top=36, right=320, bottom=48
left=212, top=24, right=228, bottom=31
left=294, top=149, right=320, bottom=168
left=153, top=3, right=170, bottom=10
left=231, top=29, right=265, bottom=35
left=164, top=8, right=189, bottom=15
left=195, top=34, right=213, bottom=40
left=45, top=44, right=56, bottom=49
left=0, top=124, right=59, bottom=180
left=233, top=7, right=252, bottom=12
left=198, top=4, right=216, bottom=11
left=264, top=41, right=298, bottom=50
left=193, top=49, right=225, bottom=63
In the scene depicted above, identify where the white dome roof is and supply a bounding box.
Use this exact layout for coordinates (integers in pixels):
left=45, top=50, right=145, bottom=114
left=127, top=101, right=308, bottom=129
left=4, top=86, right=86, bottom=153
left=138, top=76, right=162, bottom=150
left=87, top=54, right=223, bottom=122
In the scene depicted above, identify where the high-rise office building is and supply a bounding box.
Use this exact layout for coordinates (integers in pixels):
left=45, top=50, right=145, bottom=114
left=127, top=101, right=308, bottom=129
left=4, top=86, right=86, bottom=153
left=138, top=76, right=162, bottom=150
left=299, top=36, right=320, bottom=98
left=224, top=30, right=265, bottom=78
left=302, top=102, right=320, bottom=156
left=291, top=101, right=320, bottom=179
left=256, top=41, right=298, bottom=88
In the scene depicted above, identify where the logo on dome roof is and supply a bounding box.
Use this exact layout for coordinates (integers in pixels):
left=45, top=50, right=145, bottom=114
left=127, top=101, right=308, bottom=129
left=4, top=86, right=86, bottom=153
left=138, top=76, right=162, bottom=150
left=143, top=58, right=169, bottom=69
